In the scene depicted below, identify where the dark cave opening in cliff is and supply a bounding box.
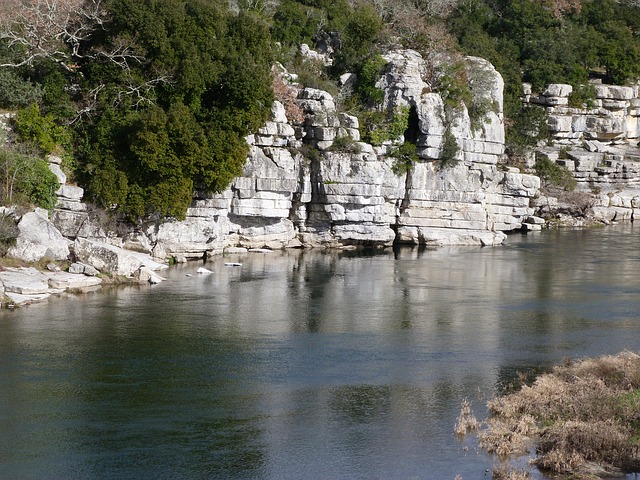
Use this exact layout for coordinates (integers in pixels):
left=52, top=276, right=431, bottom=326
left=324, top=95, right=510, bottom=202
left=404, top=105, right=420, bottom=144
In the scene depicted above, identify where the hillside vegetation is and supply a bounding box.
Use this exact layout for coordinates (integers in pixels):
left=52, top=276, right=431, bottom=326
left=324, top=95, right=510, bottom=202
left=1, top=0, right=640, bottom=221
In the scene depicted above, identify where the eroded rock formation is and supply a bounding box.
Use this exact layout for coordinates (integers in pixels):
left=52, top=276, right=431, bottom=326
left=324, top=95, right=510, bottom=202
left=526, top=83, right=640, bottom=224
left=135, top=50, right=540, bottom=259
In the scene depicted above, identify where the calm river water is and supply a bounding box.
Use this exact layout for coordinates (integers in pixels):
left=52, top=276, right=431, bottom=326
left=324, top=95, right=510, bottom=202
left=2, top=225, right=640, bottom=479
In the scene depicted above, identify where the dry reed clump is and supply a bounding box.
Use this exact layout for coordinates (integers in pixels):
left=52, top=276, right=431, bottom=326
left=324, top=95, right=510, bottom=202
left=491, top=464, right=531, bottom=480
left=473, top=351, right=640, bottom=479
left=454, top=398, right=478, bottom=436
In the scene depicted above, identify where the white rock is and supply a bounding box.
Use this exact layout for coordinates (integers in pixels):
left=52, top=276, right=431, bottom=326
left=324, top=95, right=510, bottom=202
left=8, top=211, right=70, bottom=262
left=57, top=185, right=84, bottom=201
left=543, top=84, right=573, bottom=97
left=46, top=271, right=102, bottom=290
left=0, top=268, right=50, bottom=294
left=134, top=266, right=165, bottom=284
left=48, top=163, right=67, bottom=185
left=73, top=238, right=167, bottom=277
left=197, top=267, right=213, bottom=274
left=271, top=101, right=288, bottom=124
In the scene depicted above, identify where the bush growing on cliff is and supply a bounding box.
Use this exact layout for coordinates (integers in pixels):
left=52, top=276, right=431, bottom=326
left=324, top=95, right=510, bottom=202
left=390, top=142, right=419, bottom=175
left=535, top=157, right=576, bottom=191
left=438, top=125, right=460, bottom=169
left=12, top=104, right=70, bottom=155
left=0, top=213, right=18, bottom=257
left=0, top=147, right=59, bottom=211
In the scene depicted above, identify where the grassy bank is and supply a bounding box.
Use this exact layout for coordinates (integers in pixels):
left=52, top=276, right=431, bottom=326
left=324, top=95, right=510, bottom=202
left=457, top=351, right=640, bottom=479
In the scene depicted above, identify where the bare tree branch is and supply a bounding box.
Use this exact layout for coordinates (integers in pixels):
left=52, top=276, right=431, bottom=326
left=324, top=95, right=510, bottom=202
left=0, top=0, right=142, bottom=71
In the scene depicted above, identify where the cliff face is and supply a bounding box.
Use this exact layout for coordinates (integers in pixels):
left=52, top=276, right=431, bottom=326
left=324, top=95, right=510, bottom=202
left=526, top=83, right=640, bottom=225
left=134, top=50, right=540, bottom=258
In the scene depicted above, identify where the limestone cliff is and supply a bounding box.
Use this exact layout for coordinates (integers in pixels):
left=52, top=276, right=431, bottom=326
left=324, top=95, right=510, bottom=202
left=117, top=50, right=539, bottom=259
left=525, top=83, right=640, bottom=225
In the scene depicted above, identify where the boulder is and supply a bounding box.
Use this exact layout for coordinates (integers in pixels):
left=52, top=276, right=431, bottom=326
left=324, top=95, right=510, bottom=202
left=68, top=262, right=100, bottom=276
left=133, top=266, right=165, bottom=284
left=8, top=211, right=70, bottom=262
left=73, top=238, right=167, bottom=277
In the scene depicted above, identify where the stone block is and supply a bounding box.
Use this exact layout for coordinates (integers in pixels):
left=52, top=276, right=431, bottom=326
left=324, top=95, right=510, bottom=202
left=314, top=127, right=337, bottom=141
left=602, top=99, right=629, bottom=110
left=543, top=84, right=572, bottom=97
left=271, top=101, right=288, bottom=123
left=48, top=164, right=66, bottom=185
left=548, top=115, right=573, bottom=132
left=556, top=159, right=575, bottom=171
left=57, top=198, right=87, bottom=212
left=57, top=185, right=84, bottom=201
left=254, top=135, right=274, bottom=146
left=277, top=123, right=296, bottom=137
left=258, top=122, right=278, bottom=136
left=340, top=113, right=359, bottom=129
left=608, top=86, right=635, bottom=100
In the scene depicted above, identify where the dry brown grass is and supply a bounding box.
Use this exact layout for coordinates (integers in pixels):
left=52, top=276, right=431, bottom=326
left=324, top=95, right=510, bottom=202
left=465, top=351, right=640, bottom=479
left=491, top=465, right=532, bottom=480
left=272, top=73, right=304, bottom=124
left=454, top=398, right=478, bottom=436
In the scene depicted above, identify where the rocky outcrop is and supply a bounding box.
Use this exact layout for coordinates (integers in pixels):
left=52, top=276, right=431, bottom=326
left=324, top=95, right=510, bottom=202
left=526, top=82, right=640, bottom=224
left=134, top=49, right=540, bottom=257
left=0, top=267, right=102, bottom=307
left=8, top=209, right=70, bottom=262
left=73, top=238, right=167, bottom=277
left=526, top=83, right=640, bottom=143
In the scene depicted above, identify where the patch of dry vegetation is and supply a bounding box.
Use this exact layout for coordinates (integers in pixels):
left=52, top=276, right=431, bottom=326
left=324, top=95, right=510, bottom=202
left=461, top=352, right=640, bottom=479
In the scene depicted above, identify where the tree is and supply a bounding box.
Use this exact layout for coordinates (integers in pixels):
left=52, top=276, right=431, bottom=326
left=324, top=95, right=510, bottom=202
left=76, top=1, right=274, bottom=221
left=0, top=0, right=140, bottom=72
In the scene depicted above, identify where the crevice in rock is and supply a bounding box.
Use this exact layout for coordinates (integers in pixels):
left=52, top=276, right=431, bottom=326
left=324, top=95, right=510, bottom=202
left=404, top=105, right=420, bottom=145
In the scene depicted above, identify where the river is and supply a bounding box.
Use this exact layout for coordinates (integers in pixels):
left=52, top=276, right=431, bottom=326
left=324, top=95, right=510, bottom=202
left=2, top=225, right=640, bottom=479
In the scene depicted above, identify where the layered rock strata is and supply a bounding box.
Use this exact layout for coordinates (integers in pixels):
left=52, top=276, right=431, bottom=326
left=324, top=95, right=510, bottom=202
left=527, top=83, right=640, bottom=223
left=134, top=50, right=540, bottom=258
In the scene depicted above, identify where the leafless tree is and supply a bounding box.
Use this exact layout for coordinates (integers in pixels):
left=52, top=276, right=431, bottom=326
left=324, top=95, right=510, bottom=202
left=0, top=0, right=142, bottom=71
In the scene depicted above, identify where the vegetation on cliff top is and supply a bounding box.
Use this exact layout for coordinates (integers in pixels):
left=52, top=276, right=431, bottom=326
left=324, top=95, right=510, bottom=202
left=2, top=0, right=640, bottom=221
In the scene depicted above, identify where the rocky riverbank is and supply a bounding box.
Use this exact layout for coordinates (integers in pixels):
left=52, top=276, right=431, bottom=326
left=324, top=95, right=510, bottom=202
left=5, top=49, right=640, bottom=307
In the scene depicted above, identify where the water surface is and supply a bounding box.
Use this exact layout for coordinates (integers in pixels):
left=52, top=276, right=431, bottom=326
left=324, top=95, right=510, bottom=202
left=2, top=225, right=640, bottom=479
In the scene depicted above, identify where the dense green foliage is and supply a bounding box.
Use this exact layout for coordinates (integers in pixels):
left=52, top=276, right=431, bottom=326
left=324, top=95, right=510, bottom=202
left=75, top=0, right=274, bottom=220
left=390, top=142, right=419, bottom=175
left=448, top=0, right=640, bottom=150
left=0, top=147, right=60, bottom=211
left=535, top=156, right=577, bottom=191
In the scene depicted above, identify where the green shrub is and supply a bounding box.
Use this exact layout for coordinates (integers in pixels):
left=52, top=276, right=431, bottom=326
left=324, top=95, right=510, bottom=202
left=12, top=104, right=69, bottom=155
left=0, top=148, right=59, bottom=210
left=328, top=135, right=361, bottom=154
left=0, top=213, right=18, bottom=257
left=360, top=106, right=409, bottom=146
left=0, top=70, right=43, bottom=109
left=294, top=57, right=339, bottom=97
left=506, top=105, right=549, bottom=156
left=354, top=55, right=387, bottom=107
left=439, top=125, right=460, bottom=169
left=435, top=62, right=473, bottom=111
left=332, top=3, right=383, bottom=74
left=535, top=157, right=576, bottom=191
left=568, top=84, right=596, bottom=109
left=389, top=142, right=419, bottom=175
